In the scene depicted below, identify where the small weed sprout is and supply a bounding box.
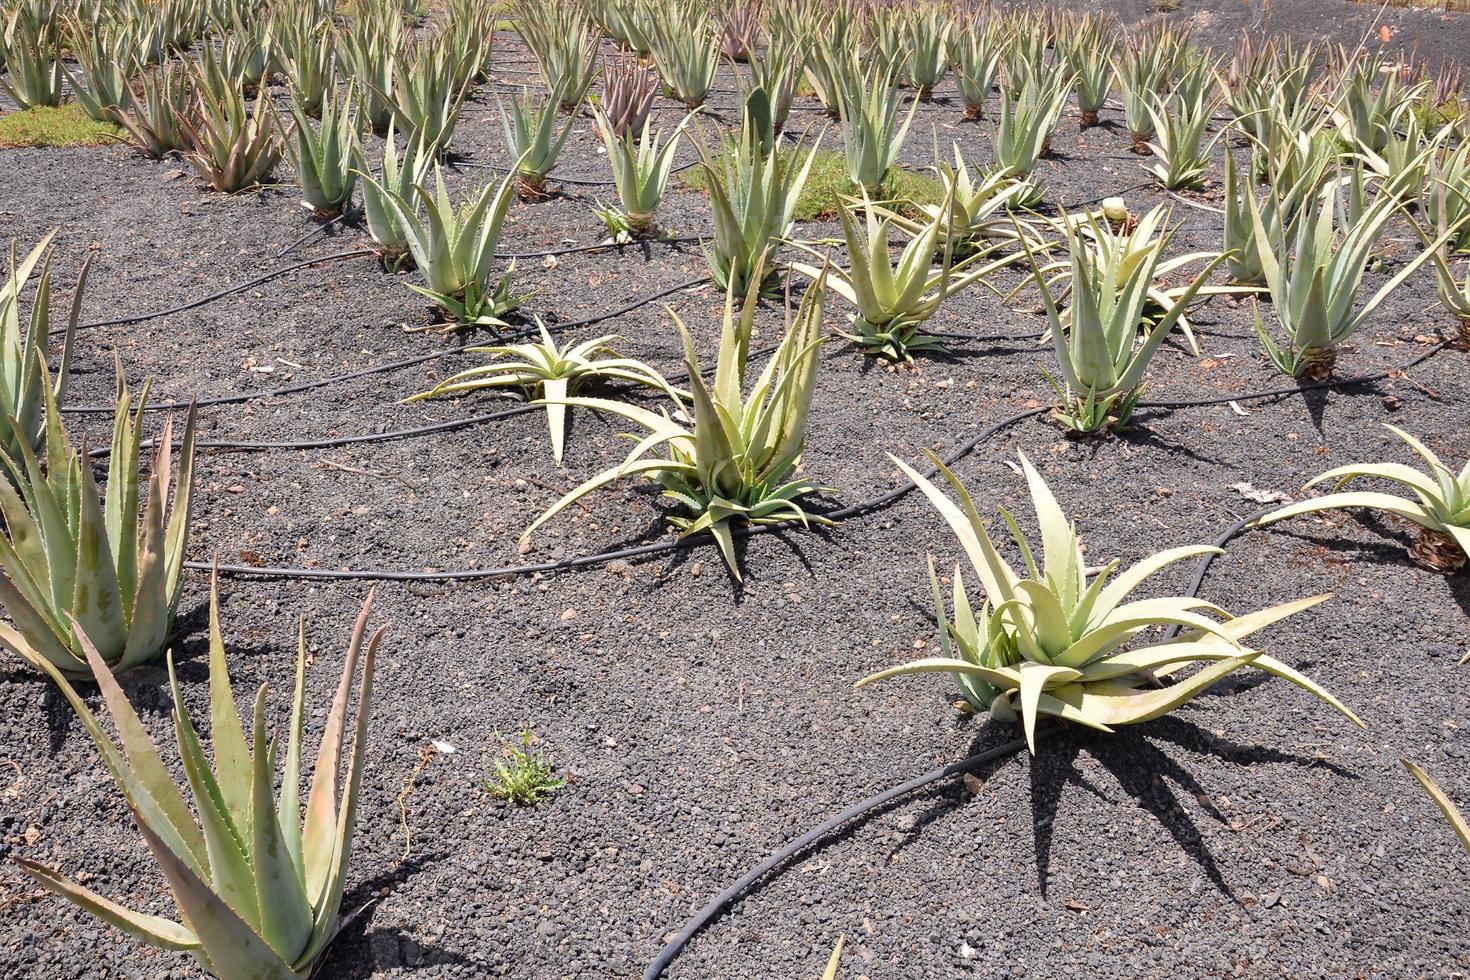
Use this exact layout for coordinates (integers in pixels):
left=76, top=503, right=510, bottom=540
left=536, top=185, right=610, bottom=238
left=487, top=729, right=565, bottom=806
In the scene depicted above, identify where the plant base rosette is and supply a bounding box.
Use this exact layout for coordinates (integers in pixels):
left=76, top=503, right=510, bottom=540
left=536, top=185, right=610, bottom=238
left=1410, top=526, right=1468, bottom=574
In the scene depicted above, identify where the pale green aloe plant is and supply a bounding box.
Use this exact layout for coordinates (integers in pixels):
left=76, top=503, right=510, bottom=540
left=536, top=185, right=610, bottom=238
left=62, top=19, right=136, bottom=122
left=1144, top=86, right=1222, bottom=191
left=498, top=79, right=581, bottom=199
left=14, top=578, right=385, bottom=979
left=1249, top=174, right=1464, bottom=377
left=404, top=319, right=677, bottom=465
left=988, top=68, right=1072, bottom=207
left=283, top=82, right=361, bottom=218
left=1220, top=147, right=1329, bottom=286
left=882, top=143, right=1039, bottom=257
left=1019, top=207, right=1227, bottom=432
left=0, top=372, right=196, bottom=677
left=592, top=108, right=693, bottom=240
left=1252, top=425, right=1469, bottom=574
left=1063, top=14, right=1116, bottom=127
left=646, top=0, right=720, bottom=109
left=836, top=67, right=920, bottom=194
left=0, top=230, right=85, bottom=465
left=953, top=12, right=1004, bottom=120
left=856, top=451, right=1363, bottom=753
left=902, top=3, right=953, bottom=102
left=357, top=121, right=435, bottom=267
left=1020, top=203, right=1231, bottom=357
left=697, top=103, right=819, bottom=297
left=521, top=259, right=832, bottom=578
left=0, top=6, right=65, bottom=108
left=789, top=188, right=1012, bottom=362
left=375, top=166, right=524, bottom=329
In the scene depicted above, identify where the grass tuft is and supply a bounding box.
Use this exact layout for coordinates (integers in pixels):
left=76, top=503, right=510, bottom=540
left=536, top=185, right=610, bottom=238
left=680, top=145, right=944, bottom=222
left=0, top=104, right=124, bottom=149
left=485, top=728, right=565, bottom=806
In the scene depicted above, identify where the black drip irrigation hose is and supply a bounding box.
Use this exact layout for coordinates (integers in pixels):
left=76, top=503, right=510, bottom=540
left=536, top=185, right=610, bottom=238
left=182, top=403, right=1054, bottom=581
left=639, top=735, right=1033, bottom=980
left=504, top=235, right=705, bottom=260
left=275, top=214, right=350, bottom=259
left=59, top=249, right=379, bottom=337
left=457, top=159, right=704, bottom=187
left=183, top=333, right=1457, bottom=582
left=61, top=275, right=711, bottom=415
left=636, top=496, right=1374, bottom=978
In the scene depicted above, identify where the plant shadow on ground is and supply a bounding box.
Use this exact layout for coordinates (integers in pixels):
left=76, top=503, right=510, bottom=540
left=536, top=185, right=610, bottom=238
left=314, top=850, right=485, bottom=978
left=884, top=718, right=1360, bottom=902
left=1269, top=516, right=1470, bottom=622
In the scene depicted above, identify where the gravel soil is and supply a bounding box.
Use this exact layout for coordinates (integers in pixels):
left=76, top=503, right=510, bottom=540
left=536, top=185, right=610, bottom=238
left=2, top=2, right=1469, bottom=978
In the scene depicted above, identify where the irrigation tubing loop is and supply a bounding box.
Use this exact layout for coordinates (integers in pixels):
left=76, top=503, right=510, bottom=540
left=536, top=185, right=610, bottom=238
left=640, top=735, right=1033, bottom=980
left=182, top=332, right=1455, bottom=582
left=63, top=275, right=711, bottom=415
left=60, top=249, right=378, bottom=337
left=638, top=494, right=1345, bottom=979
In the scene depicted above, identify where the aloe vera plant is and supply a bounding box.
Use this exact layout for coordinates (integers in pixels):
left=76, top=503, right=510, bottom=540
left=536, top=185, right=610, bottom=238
left=1019, top=207, right=1227, bottom=432
left=902, top=3, right=952, bottom=102
left=274, top=6, right=334, bottom=118
left=953, top=11, right=1004, bottom=120
left=61, top=20, right=135, bottom=122
left=1063, top=14, right=1116, bottom=126
left=1252, top=425, right=1470, bottom=574
left=790, top=189, right=1009, bottom=362
left=1144, top=86, right=1221, bottom=191
left=601, top=56, right=658, bottom=138
left=647, top=0, right=720, bottom=109
left=1409, top=186, right=1470, bottom=338
left=375, top=166, right=523, bottom=329
left=116, top=59, right=196, bottom=158
left=0, top=373, right=195, bottom=677
left=182, top=71, right=283, bottom=193
left=516, top=0, right=600, bottom=109
left=374, top=43, right=469, bottom=156
left=282, top=82, right=361, bottom=218
left=337, top=0, right=403, bottom=132
left=857, top=452, right=1363, bottom=753
left=836, top=66, right=920, bottom=194
left=14, top=578, right=385, bottom=978
left=498, top=80, right=581, bottom=199
left=0, top=5, right=65, bottom=108
left=521, top=259, right=832, bottom=578
left=882, top=144, right=1038, bottom=256
left=1220, top=147, right=1328, bottom=286
left=697, top=100, right=818, bottom=297
left=0, top=231, right=85, bottom=464
left=592, top=108, right=692, bottom=239
left=358, top=121, right=434, bottom=266
left=987, top=68, right=1071, bottom=207
left=1249, top=174, right=1463, bottom=377
left=405, top=320, right=677, bottom=465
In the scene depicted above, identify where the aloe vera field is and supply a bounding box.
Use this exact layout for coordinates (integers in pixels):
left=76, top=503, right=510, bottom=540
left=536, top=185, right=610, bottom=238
left=2, top=0, right=1470, bottom=976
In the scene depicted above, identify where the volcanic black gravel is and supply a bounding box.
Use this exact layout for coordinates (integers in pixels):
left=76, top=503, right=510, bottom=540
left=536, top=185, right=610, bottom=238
left=2, top=2, right=1469, bottom=978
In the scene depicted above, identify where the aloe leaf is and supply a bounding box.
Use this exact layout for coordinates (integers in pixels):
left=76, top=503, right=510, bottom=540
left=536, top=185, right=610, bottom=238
left=12, top=858, right=201, bottom=952
left=250, top=685, right=314, bottom=962
left=302, top=591, right=375, bottom=903
left=1403, top=760, right=1470, bottom=855
left=167, top=654, right=260, bottom=929
left=206, top=575, right=254, bottom=837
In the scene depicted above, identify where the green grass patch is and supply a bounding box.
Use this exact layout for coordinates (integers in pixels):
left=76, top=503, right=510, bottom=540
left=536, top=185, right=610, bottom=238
left=680, top=146, right=944, bottom=222
left=0, top=104, right=123, bottom=149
